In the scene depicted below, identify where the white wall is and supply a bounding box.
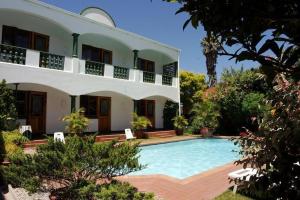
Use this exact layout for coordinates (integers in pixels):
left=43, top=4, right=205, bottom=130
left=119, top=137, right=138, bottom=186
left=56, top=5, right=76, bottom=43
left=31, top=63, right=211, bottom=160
left=87, top=91, right=133, bottom=131
left=8, top=83, right=71, bottom=134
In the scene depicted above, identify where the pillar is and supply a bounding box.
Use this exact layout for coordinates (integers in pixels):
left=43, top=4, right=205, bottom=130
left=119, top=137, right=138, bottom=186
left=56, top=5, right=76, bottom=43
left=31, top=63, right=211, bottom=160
left=72, top=33, right=80, bottom=58
left=133, top=50, right=139, bottom=69
left=70, top=95, right=76, bottom=113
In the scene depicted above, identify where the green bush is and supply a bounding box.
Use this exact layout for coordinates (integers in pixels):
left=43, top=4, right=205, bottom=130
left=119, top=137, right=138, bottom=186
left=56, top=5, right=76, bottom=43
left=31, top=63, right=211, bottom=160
left=215, top=68, right=270, bottom=134
left=172, top=115, right=188, bottom=130
left=131, top=113, right=152, bottom=131
left=62, top=108, right=89, bottom=136
left=4, top=136, right=145, bottom=199
left=234, top=74, right=300, bottom=199
left=0, top=80, right=17, bottom=131
left=190, top=100, right=219, bottom=133
left=95, top=181, right=154, bottom=200
left=0, top=130, right=28, bottom=160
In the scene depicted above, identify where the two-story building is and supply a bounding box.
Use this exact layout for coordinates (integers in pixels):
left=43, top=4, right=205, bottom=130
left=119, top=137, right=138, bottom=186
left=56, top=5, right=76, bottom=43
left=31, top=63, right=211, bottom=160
left=0, top=0, right=180, bottom=136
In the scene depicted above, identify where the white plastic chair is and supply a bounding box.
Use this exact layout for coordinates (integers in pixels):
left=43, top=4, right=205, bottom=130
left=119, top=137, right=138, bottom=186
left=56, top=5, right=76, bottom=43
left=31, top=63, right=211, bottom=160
left=124, top=129, right=136, bottom=140
left=54, top=132, right=65, bottom=144
left=228, top=168, right=258, bottom=193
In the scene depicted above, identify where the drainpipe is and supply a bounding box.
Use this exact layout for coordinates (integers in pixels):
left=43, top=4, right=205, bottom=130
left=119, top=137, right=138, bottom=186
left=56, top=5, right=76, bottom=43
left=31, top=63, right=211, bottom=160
left=70, top=95, right=76, bottom=113
left=72, top=33, right=80, bottom=58
left=133, top=50, right=139, bottom=69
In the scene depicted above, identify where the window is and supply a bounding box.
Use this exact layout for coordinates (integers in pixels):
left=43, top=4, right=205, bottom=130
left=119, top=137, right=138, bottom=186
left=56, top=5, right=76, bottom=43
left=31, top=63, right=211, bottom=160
left=80, top=95, right=97, bottom=117
left=137, top=100, right=155, bottom=117
left=82, top=44, right=112, bottom=64
left=2, top=25, right=49, bottom=52
left=138, top=58, right=155, bottom=72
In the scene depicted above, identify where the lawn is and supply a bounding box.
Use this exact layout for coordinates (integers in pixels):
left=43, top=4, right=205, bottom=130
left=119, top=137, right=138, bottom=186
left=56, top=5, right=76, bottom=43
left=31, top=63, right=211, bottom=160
left=214, top=190, right=253, bottom=200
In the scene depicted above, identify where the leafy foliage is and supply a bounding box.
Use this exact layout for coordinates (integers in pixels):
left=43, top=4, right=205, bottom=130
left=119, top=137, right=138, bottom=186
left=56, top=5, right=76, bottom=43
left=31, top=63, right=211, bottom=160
left=4, top=136, right=144, bottom=199
left=233, top=74, right=300, bottom=199
left=0, top=80, right=17, bottom=131
left=172, top=115, right=188, bottom=130
left=95, top=181, right=154, bottom=200
left=215, top=68, right=270, bottom=134
left=180, top=71, right=207, bottom=117
left=190, top=100, right=219, bottom=132
left=163, top=100, right=179, bottom=129
left=62, top=108, right=89, bottom=136
left=166, top=0, right=300, bottom=80
left=0, top=130, right=28, bottom=161
left=131, top=113, right=152, bottom=131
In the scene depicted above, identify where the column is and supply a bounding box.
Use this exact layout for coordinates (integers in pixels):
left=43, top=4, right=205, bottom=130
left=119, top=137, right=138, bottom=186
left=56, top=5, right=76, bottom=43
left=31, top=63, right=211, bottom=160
left=70, top=95, right=76, bottom=113
left=72, top=33, right=80, bottom=58
left=133, top=50, right=139, bottom=69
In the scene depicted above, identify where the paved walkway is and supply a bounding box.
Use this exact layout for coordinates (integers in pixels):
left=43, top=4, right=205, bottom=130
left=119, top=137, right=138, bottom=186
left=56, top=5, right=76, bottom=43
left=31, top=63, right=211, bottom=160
left=119, top=163, right=240, bottom=200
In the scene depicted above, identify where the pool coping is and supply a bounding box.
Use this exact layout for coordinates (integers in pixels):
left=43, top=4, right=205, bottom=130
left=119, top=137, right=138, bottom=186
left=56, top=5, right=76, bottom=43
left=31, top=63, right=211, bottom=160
left=126, top=161, right=238, bottom=184
left=138, top=135, right=236, bottom=147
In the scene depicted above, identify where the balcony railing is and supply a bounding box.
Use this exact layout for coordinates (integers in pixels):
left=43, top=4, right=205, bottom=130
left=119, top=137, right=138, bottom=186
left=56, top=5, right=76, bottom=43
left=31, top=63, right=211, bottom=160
left=114, top=66, right=129, bottom=80
left=0, top=44, right=26, bottom=65
left=143, top=71, right=155, bottom=83
left=162, top=75, right=173, bottom=86
left=85, top=60, right=105, bottom=76
left=40, top=52, right=65, bottom=70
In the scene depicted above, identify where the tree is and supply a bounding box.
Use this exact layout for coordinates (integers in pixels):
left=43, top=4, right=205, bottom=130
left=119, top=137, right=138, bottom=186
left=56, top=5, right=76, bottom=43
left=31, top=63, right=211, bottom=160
left=166, top=0, right=300, bottom=81
left=234, top=74, right=300, bottom=199
left=201, top=32, right=221, bottom=87
left=163, top=100, right=179, bottom=129
left=179, top=71, right=207, bottom=117
left=4, top=136, right=146, bottom=199
left=0, top=80, right=17, bottom=131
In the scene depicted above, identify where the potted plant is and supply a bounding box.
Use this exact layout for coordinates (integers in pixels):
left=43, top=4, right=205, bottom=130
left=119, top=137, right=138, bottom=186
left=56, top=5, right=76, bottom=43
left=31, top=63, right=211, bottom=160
left=131, top=113, right=152, bottom=139
left=190, top=101, right=219, bottom=137
left=62, top=108, right=89, bottom=136
left=172, top=115, right=188, bottom=135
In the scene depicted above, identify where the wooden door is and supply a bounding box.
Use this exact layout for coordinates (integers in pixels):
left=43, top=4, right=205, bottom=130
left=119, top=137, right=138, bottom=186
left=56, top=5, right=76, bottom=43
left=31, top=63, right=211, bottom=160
left=27, top=91, right=46, bottom=135
left=98, top=97, right=111, bottom=133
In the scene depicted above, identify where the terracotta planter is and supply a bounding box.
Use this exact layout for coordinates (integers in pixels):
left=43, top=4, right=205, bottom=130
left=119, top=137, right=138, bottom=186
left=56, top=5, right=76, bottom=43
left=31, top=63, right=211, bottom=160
left=49, top=195, right=57, bottom=200
left=200, top=128, right=213, bottom=137
left=134, top=130, right=144, bottom=139
left=176, top=129, right=183, bottom=136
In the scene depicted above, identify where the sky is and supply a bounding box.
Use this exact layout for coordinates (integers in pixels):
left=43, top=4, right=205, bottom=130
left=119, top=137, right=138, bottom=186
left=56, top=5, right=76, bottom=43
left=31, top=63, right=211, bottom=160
left=42, top=0, right=258, bottom=79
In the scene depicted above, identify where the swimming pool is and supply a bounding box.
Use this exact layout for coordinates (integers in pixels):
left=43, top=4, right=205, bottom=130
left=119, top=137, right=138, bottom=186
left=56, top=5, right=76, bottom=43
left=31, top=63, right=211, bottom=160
left=131, top=139, right=239, bottom=179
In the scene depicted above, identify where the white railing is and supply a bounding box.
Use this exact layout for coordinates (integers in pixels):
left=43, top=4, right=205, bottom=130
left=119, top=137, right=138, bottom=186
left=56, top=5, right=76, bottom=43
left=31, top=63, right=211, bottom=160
left=0, top=44, right=178, bottom=87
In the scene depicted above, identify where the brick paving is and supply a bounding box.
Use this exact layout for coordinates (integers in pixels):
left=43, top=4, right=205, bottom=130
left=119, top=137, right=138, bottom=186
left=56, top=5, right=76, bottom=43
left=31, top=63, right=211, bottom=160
left=119, top=163, right=240, bottom=200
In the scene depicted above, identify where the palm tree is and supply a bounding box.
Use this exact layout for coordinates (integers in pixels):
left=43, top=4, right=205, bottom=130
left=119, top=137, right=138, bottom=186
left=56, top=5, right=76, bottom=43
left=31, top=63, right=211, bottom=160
left=201, top=32, right=221, bottom=87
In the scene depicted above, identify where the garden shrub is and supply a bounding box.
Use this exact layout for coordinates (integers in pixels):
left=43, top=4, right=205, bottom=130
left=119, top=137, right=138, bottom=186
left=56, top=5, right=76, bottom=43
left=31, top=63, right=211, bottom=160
left=0, top=80, right=17, bottom=131
left=95, top=181, right=154, bottom=200
left=190, top=100, right=219, bottom=133
left=1, top=130, right=28, bottom=160
left=62, top=108, right=89, bottom=136
left=215, top=68, right=270, bottom=135
left=4, top=136, right=147, bottom=199
left=234, top=74, right=300, bottom=199
left=163, top=100, right=178, bottom=129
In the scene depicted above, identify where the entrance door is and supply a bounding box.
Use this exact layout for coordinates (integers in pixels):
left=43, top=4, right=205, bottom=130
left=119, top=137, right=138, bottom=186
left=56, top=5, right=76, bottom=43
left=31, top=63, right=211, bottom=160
left=27, top=92, right=46, bottom=135
left=98, top=97, right=111, bottom=133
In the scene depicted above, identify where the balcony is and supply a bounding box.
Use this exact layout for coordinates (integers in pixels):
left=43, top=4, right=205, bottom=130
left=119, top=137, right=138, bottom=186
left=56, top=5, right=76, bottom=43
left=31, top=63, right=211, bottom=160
left=0, top=44, right=178, bottom=87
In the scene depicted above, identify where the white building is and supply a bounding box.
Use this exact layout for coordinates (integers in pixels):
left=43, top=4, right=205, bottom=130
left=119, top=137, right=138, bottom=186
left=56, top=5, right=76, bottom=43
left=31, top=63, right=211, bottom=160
left=0, top=0, right=180, bottom=136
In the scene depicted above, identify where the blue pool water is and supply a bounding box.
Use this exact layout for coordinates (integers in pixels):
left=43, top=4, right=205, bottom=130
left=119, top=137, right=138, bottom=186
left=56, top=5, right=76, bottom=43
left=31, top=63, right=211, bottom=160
left=131, top=139, right=239, bottom=179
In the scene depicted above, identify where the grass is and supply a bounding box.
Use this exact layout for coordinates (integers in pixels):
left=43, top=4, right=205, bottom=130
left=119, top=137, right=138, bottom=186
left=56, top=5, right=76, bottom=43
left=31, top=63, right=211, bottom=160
left=214, top=190, right=253, bottom=200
